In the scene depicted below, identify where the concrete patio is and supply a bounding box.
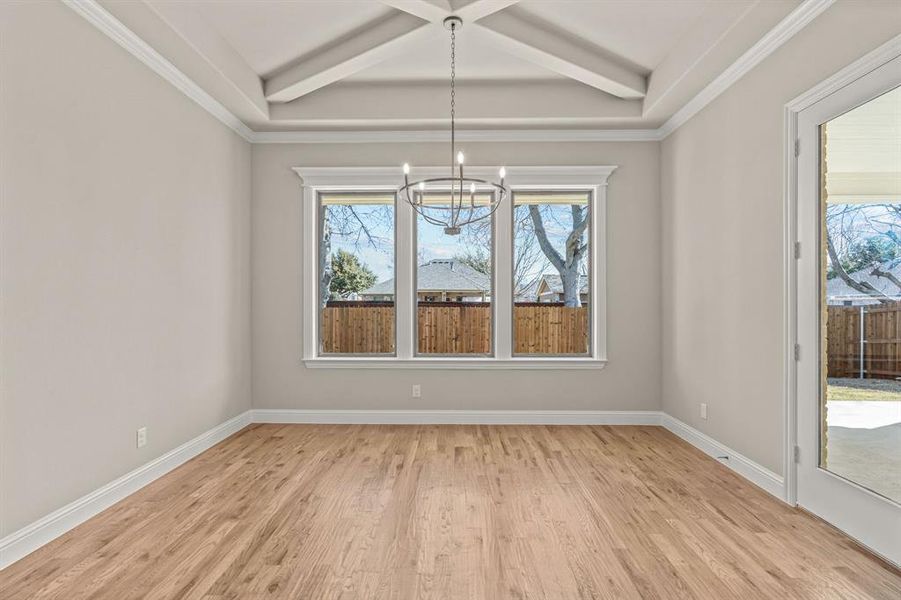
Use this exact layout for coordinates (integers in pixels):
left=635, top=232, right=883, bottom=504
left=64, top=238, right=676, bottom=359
left=825, top=389, right=901, bottom=504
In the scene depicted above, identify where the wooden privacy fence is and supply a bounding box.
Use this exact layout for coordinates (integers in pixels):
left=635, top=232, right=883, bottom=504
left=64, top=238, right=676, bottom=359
left=513, top=303, right=589, bottom=355
left=321, top=301, right=396, bottom=354
left=827, top=300, right=901, bottom=378
left=320, top=301, right=588, bottom=355
left=418, top=302, right=491, bottom=354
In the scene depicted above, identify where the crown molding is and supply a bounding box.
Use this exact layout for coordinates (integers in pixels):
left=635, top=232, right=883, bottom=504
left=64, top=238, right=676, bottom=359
left=785, top=33, right=901, bottom=113
left=253, top=128, right=661, bottom=144
left=65, top=0, right=838, bottom=145
left=657, top=0, right=836, bottom=139
left=62, top=0, right=255, bottom=142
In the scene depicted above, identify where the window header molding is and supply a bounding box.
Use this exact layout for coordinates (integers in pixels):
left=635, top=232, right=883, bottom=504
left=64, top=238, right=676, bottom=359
left=297, top=165, right=616, bottom=369
left=292, top=166, right=617, bottom=189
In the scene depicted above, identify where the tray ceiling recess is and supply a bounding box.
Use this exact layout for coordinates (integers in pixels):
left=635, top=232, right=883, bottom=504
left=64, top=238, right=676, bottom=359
left=68, top=0, right=836, bottom=141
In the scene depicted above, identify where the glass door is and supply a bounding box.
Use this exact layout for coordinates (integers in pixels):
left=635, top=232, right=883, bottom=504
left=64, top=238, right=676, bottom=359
left=797, top=57, right=901, bottom=565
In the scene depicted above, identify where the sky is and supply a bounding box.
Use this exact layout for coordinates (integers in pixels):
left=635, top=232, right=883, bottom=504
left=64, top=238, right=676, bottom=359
left=513, top=203, right=587, bottom=284
left=326, top=202, right=588, bottom=287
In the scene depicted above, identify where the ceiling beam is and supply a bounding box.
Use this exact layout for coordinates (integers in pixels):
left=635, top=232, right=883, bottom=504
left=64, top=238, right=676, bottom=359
left=381, top=0, right=519, bottom=23
left=475, top=8, right=647, bottom=99
left=97, top=0, right=270, bottom=125
left=380, top=0, right=451, bottom=23
left=454, top=0, right=521, bottom=23
left=264, top=12, right=434, bottom=103
left=142, top=0, right=269, bottom=120
left=268, top=80, right=643, bottom=128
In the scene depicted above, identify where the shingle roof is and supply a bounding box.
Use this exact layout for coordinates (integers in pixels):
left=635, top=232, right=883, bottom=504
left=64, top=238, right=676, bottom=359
left=538, top=273, right=589, bottom=296
left=362, top=259, right=491, bottom=296
left=515, top=276, right=541, bottom=302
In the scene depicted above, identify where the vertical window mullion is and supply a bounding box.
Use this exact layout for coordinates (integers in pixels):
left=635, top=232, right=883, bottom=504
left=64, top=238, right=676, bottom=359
left=495, top=192, right=513, bottom=360
left=591, top=184, right=607, bottom=361
left=396, top=193, right=415, bottom=359
left=303, top=186, right=317, bottom=361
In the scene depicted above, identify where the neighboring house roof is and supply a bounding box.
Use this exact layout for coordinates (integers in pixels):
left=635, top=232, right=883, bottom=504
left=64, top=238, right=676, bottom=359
left=515, top=276, right=541, bottom=302
left=362, top=259, right=491, bottom=296
left=536, top=273, right=589, bottom=297
left=359, top=279, right=394, bottom=295
left=826, top=258, right=901, bottom=304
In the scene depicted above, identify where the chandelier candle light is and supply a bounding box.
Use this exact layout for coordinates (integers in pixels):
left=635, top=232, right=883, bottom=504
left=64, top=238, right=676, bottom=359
left=399, top=16, right=507, bottom=236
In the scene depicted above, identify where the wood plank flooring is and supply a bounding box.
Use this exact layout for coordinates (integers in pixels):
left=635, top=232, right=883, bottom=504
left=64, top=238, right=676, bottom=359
left=1, top=424, right=899, bottom=599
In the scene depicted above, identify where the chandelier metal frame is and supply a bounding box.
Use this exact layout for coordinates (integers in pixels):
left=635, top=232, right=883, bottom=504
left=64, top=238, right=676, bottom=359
left=399, top=16, right=508, bottom=236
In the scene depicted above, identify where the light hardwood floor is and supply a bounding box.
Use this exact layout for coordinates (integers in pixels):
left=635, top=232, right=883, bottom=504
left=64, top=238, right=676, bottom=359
left=1, top=424, right=899, bottom=599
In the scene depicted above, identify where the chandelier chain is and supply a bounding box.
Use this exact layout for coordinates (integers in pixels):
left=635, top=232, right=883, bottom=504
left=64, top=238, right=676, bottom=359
left=399, top=16, right=507, bottom=236
left=450, top=23, right=456, bottom=177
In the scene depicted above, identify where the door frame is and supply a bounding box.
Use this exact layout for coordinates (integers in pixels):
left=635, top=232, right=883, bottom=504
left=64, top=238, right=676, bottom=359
left=783, top=35, right=901, bottom=561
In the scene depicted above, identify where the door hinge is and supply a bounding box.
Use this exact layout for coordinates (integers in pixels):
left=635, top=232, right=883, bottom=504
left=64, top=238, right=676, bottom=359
left=793, top=445, right=801, bottom=464
left=794, top=343, right=801, bottom=361
left=794, top=138, right=800, bottom=157
left=794, top=241, right=801, bottom=259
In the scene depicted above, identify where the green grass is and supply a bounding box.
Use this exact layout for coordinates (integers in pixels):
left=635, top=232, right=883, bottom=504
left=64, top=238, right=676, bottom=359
left=827, top=379, right=901, bottom=402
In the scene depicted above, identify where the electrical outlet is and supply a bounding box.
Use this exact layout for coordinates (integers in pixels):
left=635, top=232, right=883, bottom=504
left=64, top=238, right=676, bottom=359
left=412, top=384, right=421, bottom=398
left=700, top=403, right=708, bottom=420
left=136, top=427, right=147, bottom=448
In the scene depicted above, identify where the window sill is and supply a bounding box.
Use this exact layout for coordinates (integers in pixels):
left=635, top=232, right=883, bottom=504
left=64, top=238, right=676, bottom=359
left=303, top=357, right=607, bottom=369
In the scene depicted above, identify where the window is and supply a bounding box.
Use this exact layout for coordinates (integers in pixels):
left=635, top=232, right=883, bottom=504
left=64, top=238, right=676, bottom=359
left=415, top=191, right=494, bottom=355
left=513, top=192, right=591, bottom=355
left=318, top=193, right=395, bottom=355
left=297, top=166, right=614, bottom=367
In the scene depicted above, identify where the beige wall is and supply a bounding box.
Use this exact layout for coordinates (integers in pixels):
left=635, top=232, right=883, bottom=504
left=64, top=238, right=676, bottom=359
left=0, top=2, right=252, bottom=535
left=660, top=0, right=901, bottom=474
left=252, top=142, right=661, bottom=411
left=5, top=0, right=893, bottom=541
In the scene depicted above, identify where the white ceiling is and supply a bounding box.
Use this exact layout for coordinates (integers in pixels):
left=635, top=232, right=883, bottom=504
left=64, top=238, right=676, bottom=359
left=185, top=1, right=394, bottom=77
left=518, top=0, right=715, bottom=71
left=344, top=24, right=558, bottom=82
left=102, top=0, right=805, bottom=132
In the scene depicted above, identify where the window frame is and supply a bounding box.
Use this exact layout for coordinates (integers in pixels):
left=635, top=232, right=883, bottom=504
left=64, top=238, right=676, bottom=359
left=511, top=190, right=594, bottom=358
left=413, top=189, right=496, bottom=358
left=316, top=190, right=398, bottom=357
left=296, top=166, right=616, bottom=369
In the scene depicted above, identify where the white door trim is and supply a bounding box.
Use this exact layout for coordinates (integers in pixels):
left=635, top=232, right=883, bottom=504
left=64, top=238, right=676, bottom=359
left=784, top=36, right=901, bottom=565
left=783, top=34, right=901, bottom=507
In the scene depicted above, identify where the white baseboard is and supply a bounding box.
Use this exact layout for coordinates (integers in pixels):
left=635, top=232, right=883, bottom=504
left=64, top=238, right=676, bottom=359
left=252, top=409, right=664, bottom=425
left=660, top=414, right=787, bottom=501
left=1, top=408, right=788, bottom=571
left=0, top=410, right=253, bottom=570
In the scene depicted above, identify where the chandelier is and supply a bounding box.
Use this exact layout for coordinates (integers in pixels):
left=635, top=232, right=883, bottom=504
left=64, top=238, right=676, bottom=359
left=399, top=16, right=507, bottom=236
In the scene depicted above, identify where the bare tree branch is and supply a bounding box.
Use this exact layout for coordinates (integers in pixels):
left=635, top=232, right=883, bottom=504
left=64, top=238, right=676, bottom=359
left=529, top=204, right=588, bottom=307
left=528, top=205, right=564, bottom=273
left=870, top=263, right=901, bottom=293
left=319, top=203, right=393, bottom=309
left=565, top=205, right=588, bottom=266
left=465, top=208, right=543, bottom=296
left=319, top=206, right=332, bottom=309
left=826, top=230, right=891, bottom=303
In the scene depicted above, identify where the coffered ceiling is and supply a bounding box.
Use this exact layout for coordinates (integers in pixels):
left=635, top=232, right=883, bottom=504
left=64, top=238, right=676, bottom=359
left=92, top=0, right=818, bottom=136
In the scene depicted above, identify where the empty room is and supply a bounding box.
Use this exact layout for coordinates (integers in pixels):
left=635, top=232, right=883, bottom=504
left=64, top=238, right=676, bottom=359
left=2, top=0, right=900, bottom=598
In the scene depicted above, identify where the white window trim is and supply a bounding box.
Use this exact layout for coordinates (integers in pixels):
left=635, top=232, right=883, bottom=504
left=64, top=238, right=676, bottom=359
left=294, top=165, right=617, bottom=369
